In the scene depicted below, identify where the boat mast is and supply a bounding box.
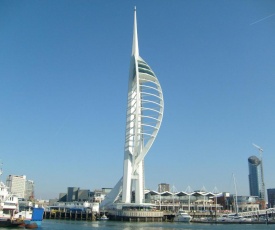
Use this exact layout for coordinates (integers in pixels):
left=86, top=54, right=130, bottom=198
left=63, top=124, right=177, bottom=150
left=0, top=161, right=3, bottom=182
left=233, top=174, right=238, bottom=214
left=185, top=186, right=192, bottom=212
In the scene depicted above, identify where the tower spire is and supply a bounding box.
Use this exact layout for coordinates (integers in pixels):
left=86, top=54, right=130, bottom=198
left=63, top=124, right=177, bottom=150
left=100, top=7, right=164, bottom=209
left=132, top=6, right=139, bottom=56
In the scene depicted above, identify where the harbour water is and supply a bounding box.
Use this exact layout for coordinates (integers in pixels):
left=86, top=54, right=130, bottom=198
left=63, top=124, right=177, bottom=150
left=3, top=220, right=274, bottom=230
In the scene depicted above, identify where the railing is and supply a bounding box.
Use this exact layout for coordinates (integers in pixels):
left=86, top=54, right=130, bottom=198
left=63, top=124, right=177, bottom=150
left=114, top=210, right=163, bottom=217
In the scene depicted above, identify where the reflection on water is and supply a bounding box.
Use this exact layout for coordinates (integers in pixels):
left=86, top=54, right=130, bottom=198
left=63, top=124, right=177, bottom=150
left=42, top=219, right=274, bottom=230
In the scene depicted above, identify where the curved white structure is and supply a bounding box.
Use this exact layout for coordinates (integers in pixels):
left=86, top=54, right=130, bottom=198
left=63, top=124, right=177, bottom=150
left=122, top=8, right=164, bottom=204
left=100, top=7, right=164, bottom=209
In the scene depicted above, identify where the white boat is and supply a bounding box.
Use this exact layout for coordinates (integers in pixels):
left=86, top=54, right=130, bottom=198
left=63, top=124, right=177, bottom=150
left=14, top=206, right=44, bottom=227
left=0, top=180, right=27, bottom=227
left=0, top=166, right=43, bottom=227
left=216, top=174, right=252, bottom=223
left=217, top=214, right=252, bottom=222
left=99, top=213, right=109, bottom=220
left=174, top=209, right=192, bottom=222
left=0, top=181, right=20, bottom=220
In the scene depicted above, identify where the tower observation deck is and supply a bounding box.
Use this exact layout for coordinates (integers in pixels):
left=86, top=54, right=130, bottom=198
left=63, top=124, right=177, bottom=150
left=100, top=7, right=164, bottom=210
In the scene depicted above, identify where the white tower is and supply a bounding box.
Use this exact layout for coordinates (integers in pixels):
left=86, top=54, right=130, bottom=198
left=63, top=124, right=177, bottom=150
left=100, top=7, right=164, bottom=208
left=121, top=7, right=164, bottom=204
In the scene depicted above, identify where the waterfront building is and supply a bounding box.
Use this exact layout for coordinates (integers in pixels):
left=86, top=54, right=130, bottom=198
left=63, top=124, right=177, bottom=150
left=60, top=187, right=92, bottom=202
left=48, top=187, right=116, bottom=214
left=158, top=183, right=170, bottom=192
left=213, top=194, right=260, bottom=213
left=146, top=190, right=223, bottom=212
left=77, top=189, right=90, bottom=202
left=145, top=190, right=259, bottom=213
left=67, top=187, right=79, bottom=202
left=59, top=193, right=67, bottom=202
left=100, top=7, right=164, bottom=211
left=58, top=187, right=113, bottom=203
left=5, top=175, right=35, bottom=200
left=248, top=155, right=265, bottom=201
left=25, top=180, right=34, bottom=200
left=216, top=192, right=234, bottom=211
left=231, top=195, right=260, bottom=213
left=92, top=188, right=112, bottom=203
left=6, top=175, right=27, bottom=199
left=49, top=198, right=59, bottom=206
left=267, top=188, right=275, bottom=208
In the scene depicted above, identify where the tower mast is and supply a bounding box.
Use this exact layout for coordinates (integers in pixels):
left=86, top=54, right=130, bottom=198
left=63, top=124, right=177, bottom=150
left=100, top=7, right=164, bottom=209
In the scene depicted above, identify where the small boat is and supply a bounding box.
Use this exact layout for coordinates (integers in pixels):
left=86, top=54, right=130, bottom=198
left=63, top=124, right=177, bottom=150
left=99, top=213, right=109, bottom=220
left=0, top=164, right=43, bottom=228
left=217, top=213, right=252, bottom=222
left=0, top=218, right=24, bottom=227
left=22, top=207, right=44, bottom=228
left=0, top=170, right=22, bottom=225
left=25, top=222, right=38, bottom=229
left=174, top=209, right=192, bottom=222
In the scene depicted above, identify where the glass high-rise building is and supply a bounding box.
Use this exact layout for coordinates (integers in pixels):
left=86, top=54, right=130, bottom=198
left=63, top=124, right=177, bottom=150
left=248, top=155, right=265, bottom=200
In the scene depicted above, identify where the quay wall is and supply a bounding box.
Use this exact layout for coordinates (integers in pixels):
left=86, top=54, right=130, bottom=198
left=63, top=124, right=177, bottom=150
left=43, top=210, right=96, bottom=221
left=43, top=210, right=221, bottom=222
left=44, top=210, right=165, bottom=222
left=108, top=210, right=164, bottom=222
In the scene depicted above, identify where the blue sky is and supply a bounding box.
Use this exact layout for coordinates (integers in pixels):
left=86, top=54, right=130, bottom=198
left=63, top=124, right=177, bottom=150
left=1, top=0, right=275, bottom=199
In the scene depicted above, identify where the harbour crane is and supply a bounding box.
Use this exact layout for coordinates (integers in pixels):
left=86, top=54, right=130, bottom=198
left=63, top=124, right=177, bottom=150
left=252, top=143, right=265, bottom=201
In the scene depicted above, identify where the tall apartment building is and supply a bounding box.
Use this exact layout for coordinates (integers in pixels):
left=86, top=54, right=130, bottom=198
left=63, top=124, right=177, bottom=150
left=6, top=175, right=26, bottom=198
left=158, top=183, right=170, bottom=192
left=248, top=156, right=265, bottom=200
left=25, top=180, right=35, bottom=200
left=6, top=175, right=34, bottom=200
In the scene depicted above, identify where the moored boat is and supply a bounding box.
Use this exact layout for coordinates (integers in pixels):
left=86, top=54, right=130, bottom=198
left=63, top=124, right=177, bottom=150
left=25, top=222, right=38, bottom=229
left=0, top=218, right=24, bottom=227
left=217, top=213, right=252, bottom=223
left=19, top=207, right=44, bottom=228
left=174, top=209, right=192, bottom=222
left=0, top=165, right=44, bottom=228
left=0, top=180, right=22, bottom=224
left=99, top=213, right=109, bottom=220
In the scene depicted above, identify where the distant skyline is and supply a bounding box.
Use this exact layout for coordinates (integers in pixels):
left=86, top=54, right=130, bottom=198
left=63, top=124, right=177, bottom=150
left=1, top=0, right=275, bottom=199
